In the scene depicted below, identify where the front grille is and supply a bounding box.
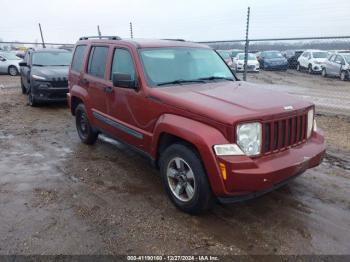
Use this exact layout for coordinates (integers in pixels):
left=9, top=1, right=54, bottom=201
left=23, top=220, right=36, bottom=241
left=51, top=77, right=68, bottom=87
left=262, top=113, right=307, bottom=154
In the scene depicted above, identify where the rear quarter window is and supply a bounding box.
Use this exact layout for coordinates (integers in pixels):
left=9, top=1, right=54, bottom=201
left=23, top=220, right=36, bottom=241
left=71, top=45, right=87, bottom=72
left=87, top=46, right=109, bottom=78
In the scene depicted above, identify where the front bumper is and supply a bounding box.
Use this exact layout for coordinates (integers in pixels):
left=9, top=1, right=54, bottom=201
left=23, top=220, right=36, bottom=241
left=32, top=85, right=68, bottom=102
left=236, top=65, right=260, bottom=72
left=214, top=130, right=325, bottom=202
left=264, top=64, right=288, bottom=70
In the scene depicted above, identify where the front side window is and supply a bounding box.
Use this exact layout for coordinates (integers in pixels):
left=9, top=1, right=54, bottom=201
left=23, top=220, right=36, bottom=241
left=312, top=52, right=328, bottom=59
left=1, top=52, right=21, bottom=60
left=139, top=48, right=234, bottom=87
left=111, top=49, right=136, bottom=81
left=71, top=45, right=86, bottom=72
left=87, top=46, right=109, bottom=78
left=32, top=52, right=72, bottom=66
left=343, top=54, right=350, bottom=64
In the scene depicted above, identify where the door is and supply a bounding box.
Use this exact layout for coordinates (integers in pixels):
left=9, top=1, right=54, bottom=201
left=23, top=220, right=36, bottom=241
left=105, top=47, right=149, bottom=150
left=333, top=55, right=343, bottom=76
left=0, top=55, right=7, bottom=73
left=20, top=51, right=31, bottom=90
left=84, top=46, right=110, bottom=115
left=299, top=52, right=308, bottom=68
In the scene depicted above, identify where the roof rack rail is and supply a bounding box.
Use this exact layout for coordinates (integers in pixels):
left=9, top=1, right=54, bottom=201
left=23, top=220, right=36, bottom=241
left=162, top=38, right=186, bottom=42
left=79, top=36, right=122, bottom=40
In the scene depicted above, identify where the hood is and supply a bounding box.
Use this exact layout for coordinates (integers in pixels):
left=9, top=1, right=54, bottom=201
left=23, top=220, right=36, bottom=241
left=151, top=81, right=311, bottom=125
left=264, top=57, right=286, bottom=62
left=31, top=66, right=69, bottom=80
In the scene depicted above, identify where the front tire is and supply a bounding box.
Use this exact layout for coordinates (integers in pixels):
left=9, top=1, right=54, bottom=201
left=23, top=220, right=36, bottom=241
left=308, top=64, right=313, bottom=74
left=340, top=71, right=348, bottom=81
left=28, top=89, right=38, bottom=107
left=75, top=103, right=98, bottom=145
left=159, top=143, right=214, bottom=214
left=322, top=68, right=327, bottom=77
left=20, top=78, right=26, bottom=94
left=296, top=63, right=301, bottom=71
left=8, top=66, right=18, bottom=76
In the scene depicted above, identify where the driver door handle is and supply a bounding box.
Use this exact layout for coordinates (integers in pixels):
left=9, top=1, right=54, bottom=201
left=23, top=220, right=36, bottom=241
left=104, top=86, right=114, bottom=93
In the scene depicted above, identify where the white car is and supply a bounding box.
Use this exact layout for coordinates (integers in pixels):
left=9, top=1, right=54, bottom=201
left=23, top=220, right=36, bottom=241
left=0, top=51, right=21, bottom=76
left=233, top=53, right=260, bottom=72
left=297, top=50, right=329, bottom=74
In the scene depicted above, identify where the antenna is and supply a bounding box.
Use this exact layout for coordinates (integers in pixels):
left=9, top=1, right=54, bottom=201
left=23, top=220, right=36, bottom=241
left=97, top=25, right=102, bottom=39
left=38, top=23, right=46, bottom=48
left=130, top=22, right=134, bottom=39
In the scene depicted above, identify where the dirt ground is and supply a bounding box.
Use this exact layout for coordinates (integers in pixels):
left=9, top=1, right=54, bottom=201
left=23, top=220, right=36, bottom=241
left=0, top=73, right=349, bottom=255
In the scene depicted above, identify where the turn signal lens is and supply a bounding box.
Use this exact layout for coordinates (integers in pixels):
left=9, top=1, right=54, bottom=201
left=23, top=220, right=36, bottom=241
left=219, top=162, right=227, bottom=180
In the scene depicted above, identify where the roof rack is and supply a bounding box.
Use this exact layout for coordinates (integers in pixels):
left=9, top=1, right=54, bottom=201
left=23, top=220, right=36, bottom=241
left=79, top=36, right=122, bottom=40
left=162, top=38, right=186, bottom=42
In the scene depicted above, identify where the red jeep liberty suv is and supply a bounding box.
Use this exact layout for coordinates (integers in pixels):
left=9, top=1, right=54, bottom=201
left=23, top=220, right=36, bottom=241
left=67, top=36, right=325, bottom=214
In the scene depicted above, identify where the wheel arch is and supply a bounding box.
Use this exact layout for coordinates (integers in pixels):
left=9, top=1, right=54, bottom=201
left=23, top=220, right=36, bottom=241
left=151, top=114, right=229, bottom=196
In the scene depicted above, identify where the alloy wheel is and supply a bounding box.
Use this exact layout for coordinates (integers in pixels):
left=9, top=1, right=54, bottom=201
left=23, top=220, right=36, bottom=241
left=166, top=157, right=196, bottom=202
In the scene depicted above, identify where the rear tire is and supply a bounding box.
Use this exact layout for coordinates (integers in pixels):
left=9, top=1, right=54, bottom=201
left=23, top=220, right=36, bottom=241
left=8, top=66, right=18, bottom=76
left=322, top=68, right=327, bottom=77
left=159, top=143, right=214, bottom=214
left=75, top=103, right=98, bottom=145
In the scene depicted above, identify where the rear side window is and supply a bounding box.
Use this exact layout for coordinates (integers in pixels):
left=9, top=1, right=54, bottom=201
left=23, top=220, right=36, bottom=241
left=88, top=46, right=109, bottom=78
left=111, top=49, right=136, bottom=80
left=71, top=45, right=86, bottom=72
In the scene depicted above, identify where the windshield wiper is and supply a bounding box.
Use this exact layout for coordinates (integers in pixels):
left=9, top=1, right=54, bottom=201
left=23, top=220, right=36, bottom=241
left=199, top=76, right=234, bottom=81
left=157, top=79, right=205, bottom=86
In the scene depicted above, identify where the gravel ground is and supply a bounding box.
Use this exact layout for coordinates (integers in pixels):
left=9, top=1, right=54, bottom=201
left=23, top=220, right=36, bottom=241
left=237, top=70, right=350, bottom=116
left=0, top=74, right=349, bottom=255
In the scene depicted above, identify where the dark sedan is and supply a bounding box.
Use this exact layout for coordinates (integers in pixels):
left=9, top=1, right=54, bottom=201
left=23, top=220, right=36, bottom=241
left=19, top=49, right=72, bottom=106
left=283, top=50, right=303, bottom=69
left=257, top=51, right=288, bottom=71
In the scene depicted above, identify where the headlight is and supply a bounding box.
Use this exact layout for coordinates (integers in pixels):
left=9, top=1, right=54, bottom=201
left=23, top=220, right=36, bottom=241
left=307, top=109, right=314, bottom=138
left=236, top=122, right=262, bottom=156
left=32, top=74, right=47, bottom=80
left=213, top=144, right=244, bottom=156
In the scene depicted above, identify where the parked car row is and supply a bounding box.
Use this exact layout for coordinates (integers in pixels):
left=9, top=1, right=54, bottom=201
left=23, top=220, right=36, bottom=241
left=10, top=36, right=326, bottom=214
left=0, top=51, right=21, bottom=76
left=216, top=48, right=350, bottom=81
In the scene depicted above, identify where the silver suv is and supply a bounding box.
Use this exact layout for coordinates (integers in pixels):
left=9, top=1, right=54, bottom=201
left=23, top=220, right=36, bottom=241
left=321, top=52, right=350, bottom=81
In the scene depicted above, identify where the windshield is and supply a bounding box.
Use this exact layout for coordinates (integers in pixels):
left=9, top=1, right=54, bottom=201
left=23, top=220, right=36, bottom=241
left=343, top=54, right=350, bottom=63
left=32, top=52, right=72, bottom=66
left=217, top=50, right=231, bottom=59
left=237, top=53, right=256, bottom=60
left=312, top=52, right=328, bottom=58
left=139, top=48, right=234, bottom=87
left=1, top=52, right=21, bottom=60
left=262, top=51, right=283, bottom=59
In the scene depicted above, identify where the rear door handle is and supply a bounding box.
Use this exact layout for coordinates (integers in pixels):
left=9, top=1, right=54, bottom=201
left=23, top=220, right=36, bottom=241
left=104, top=86, right=114, bottom=93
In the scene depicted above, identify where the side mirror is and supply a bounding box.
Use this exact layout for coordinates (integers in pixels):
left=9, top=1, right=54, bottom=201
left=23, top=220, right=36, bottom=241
left=112, top=73, right=136, bottom=89
left=19, top=61, right=27, bottom=67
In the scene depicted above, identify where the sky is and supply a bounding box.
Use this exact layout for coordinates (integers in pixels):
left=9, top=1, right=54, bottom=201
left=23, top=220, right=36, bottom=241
left=0, top=0, right=350, bottom=44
